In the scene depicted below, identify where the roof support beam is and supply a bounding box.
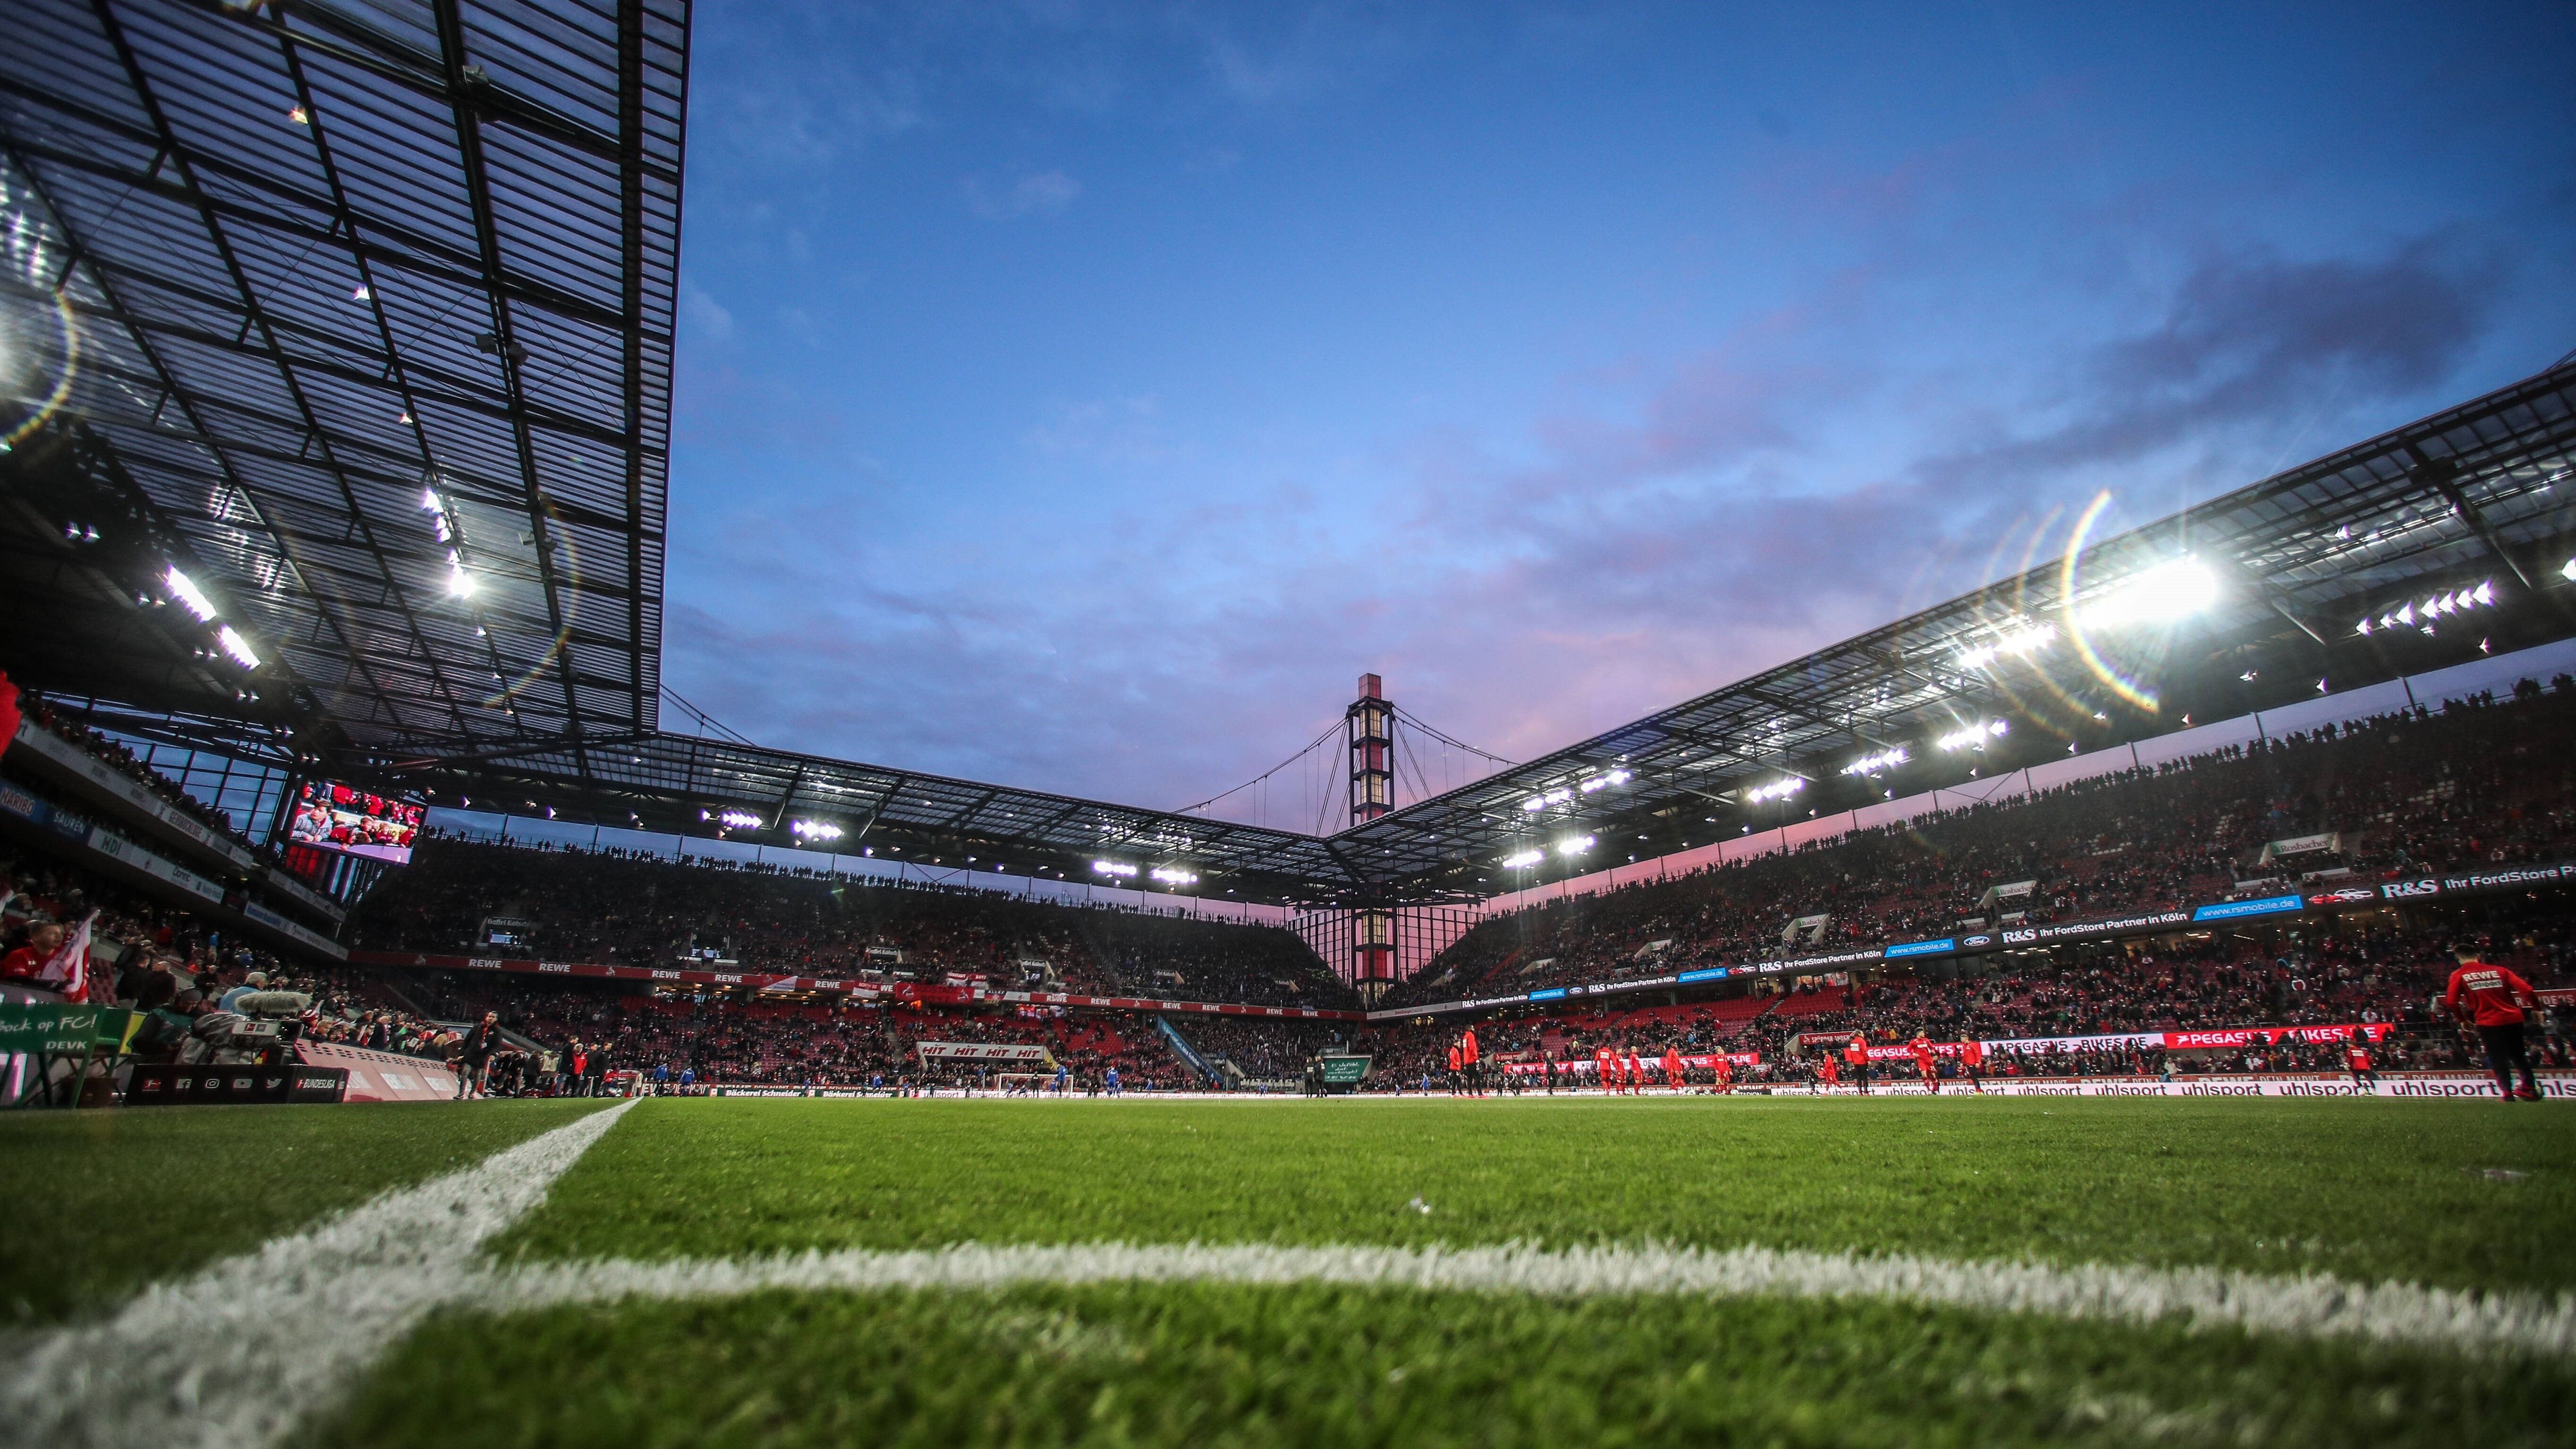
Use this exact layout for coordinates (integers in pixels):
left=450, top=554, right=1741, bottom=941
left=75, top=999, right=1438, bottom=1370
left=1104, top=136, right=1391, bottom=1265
left=432, top=0, right=588, bottom=779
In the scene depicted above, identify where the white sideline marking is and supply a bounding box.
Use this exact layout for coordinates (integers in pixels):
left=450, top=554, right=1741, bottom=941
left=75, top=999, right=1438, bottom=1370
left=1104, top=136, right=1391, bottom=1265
left=9, top=1098, right=2573, bottom=1449
left=0, top=1099, right=635, bottom=1449
left=469, top=1240, right=2576, bottom=1362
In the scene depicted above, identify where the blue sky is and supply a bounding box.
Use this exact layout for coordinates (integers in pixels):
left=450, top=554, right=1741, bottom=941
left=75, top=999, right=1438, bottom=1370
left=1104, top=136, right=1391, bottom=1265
left=659, top=1, right=2576, bottom=826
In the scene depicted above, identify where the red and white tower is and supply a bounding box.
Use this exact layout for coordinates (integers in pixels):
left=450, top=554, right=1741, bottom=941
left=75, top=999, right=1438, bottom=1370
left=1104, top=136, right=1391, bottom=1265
left=1348, top=673, right=1396, bottom=999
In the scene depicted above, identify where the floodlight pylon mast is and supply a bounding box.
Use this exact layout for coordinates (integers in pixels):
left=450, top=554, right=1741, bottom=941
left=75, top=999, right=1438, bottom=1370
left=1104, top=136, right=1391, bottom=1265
left=1347, top=673, right=1397, bottom=1002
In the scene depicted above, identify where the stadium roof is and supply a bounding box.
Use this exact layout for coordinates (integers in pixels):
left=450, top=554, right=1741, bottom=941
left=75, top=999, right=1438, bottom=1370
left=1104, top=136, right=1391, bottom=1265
left=1336, top=360, right=2576, bottom=899
left=4, top=2, right=2573, bottom=909
left=3, top=0, right=683, bottom=773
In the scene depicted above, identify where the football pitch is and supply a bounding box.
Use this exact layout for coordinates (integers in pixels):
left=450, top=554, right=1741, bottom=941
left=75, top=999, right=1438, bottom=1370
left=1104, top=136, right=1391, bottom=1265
left=6, top=1095, right=2572, bottom=1448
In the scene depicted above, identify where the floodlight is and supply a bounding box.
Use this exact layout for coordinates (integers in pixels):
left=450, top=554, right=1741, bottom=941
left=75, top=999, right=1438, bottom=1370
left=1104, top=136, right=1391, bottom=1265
left=1838, top=747, right=1908, bottom=777
left=1500, top=849, right=1544, bottom=869
left=165, top=567, right=217, bottom=621
left=1555, top=834, right=1595, bottom=857
left=2564, top=558, right=2576, bottom=583
left=1520, top=797, right=1546, bottom=812
left=2079, top=556, right=2218, bottom=628
left=1936, top=719, right=2008, bottom=752
left=1955, top=623, right=2055, bottom=670
left=1747, top=778, right=1805, bottom=804
left=717, top=809, right=761, bottom=829
left=447, top=566, right=476, bottom=597
left=790, top=820, right=843, bottom=841
left=1149, top=865, right=1199, bottom=887
left=216, top=626, right=259, bottom=669
left=1091, top=860, right=1140, bottom=878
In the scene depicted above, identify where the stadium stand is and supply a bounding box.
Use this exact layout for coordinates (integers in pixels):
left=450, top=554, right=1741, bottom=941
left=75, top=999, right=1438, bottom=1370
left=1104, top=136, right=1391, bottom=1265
left=14, top=698, right=269, bottom=860
left=347, top=839, right=1359, bottom=1012
left=1, top=674, right=2568, bottom=1101
left=1385, top=679, right=2576, bottom=1010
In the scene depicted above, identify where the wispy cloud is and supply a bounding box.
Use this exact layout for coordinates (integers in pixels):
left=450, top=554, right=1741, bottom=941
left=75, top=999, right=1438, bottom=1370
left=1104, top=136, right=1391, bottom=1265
left=962, top=169, right=1083, bottom=220
left=667, top=231, right=2506, bottom=817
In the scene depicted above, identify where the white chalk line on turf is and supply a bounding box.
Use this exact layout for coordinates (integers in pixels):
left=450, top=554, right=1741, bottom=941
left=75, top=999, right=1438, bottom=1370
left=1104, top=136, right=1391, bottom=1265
left=467, top=1240, right=2576, bottom=1363
left=0, top=1098, right=635, bottom=1449
left=10, top=1101, right=2574, bottom=1449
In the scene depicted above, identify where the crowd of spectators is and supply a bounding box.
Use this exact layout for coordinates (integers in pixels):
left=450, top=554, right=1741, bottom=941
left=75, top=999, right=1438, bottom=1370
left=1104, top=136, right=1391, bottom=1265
left=1353, top=905, right=2572, bottom=1087
left=8, top=676, right=2572, bottom=1103
left=15, top=696, right=272, bottom=860
left=397, top=969, right=1199, bottom=1092
left=0, top=853, right=460, bottom=1084
left=348, top=840, right=1357, bottom=1011
left=1391, top=680, right=2576, bottom=1010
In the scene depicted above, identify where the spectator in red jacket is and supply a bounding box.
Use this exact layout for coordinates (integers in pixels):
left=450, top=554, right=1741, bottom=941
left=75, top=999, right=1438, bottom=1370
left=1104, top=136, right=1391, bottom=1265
left=2, top=921, right=63, bottom=992
left=2445, top=953, right=2542, bottom=1101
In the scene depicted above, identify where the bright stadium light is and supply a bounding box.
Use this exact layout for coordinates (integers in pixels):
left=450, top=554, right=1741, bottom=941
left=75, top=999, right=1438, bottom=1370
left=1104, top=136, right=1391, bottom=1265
left=1937, top=719, right=2009, bottom=752
left=165, top=567, right=217, bottom=622
left=1955, top=622, right=2055, bottom=670
left=1149, top=865, right=1198, bottom=887
left=790, top=820, right=843, bottom=841
left=1555, top=834, right=1595, bottom=857
left=715, top=809, right=762, bottom=829
left=1092, top=859, right=1140, bottom=878
left=1746, top=778, right=1805, bottom=805
left=1577, top=769, right=1633, bottom=794
left=2563, top=557, right=2576, bottom=583
left=216, top=626, right=260, bottom=669
left=420, top=487, right=441, bottom=511
left=1839, top=747, right=1908, bottom=777
left=1519, top=796, right=1546, bottom=812
left=1500, top=849, right=1544, bottom=869
left=2363, top=578, right=2496, bottom=635
left=2079, top=556, right=2218, bottom=628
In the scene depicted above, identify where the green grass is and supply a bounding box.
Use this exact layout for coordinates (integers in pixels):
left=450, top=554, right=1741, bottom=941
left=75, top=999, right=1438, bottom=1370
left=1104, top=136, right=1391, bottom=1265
left=25, top=1093, right=2576, bottom=1446
left=319, top=1284, right=2576, bottom=1449
left=0, top=1099, right=607, bottom=1324
left=497, top=1096, right=2576, bottom=1293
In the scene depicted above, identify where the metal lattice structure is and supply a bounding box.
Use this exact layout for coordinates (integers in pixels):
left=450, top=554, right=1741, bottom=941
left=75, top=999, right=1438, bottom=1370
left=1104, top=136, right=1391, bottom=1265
left=3, top=0, right=683, bottom=770
left=5, top=0, right=2574, bottom=915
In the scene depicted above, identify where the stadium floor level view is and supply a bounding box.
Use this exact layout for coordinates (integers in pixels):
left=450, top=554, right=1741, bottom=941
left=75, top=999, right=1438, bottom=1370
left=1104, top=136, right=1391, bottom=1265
left=5, top=1096, right=2574, bottom=1448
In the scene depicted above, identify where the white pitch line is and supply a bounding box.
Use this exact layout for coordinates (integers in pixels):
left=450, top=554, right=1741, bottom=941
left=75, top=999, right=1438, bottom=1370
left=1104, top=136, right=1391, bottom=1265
left=0, top=1099, right=635, bottom=1449
left=11, top=1098, right=2574, bottom=1449
left=470, top=1239, right=2576, bottom=1362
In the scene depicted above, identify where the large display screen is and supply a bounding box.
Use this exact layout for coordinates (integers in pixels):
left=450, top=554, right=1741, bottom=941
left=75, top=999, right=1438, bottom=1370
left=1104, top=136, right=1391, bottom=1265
left=285, top=781, right=425, bottom=864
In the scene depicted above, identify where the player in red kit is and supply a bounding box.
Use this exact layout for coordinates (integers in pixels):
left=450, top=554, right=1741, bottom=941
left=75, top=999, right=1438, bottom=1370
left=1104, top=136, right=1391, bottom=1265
left=2446, top=952, right=2543, bottom=1101
left=1711, top=1052, right=1734, bottom=1094
left=1662, top=1046, right=1686, bottom=1095
left=1461, top=1027, right=1484, bottom=1097
left=1817, top=1051, right=1839, bottom=1093
left=1910, top=1033, right=1939, bottom=1095
left=1844, top=1032, right=1871, bottom=1095
left=1957, top=1037, right=1986, bottom=1094
left=2343, top=1039, right=2378, bottom=1092
left=1594, top=1045, right=1616, bottom=1094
